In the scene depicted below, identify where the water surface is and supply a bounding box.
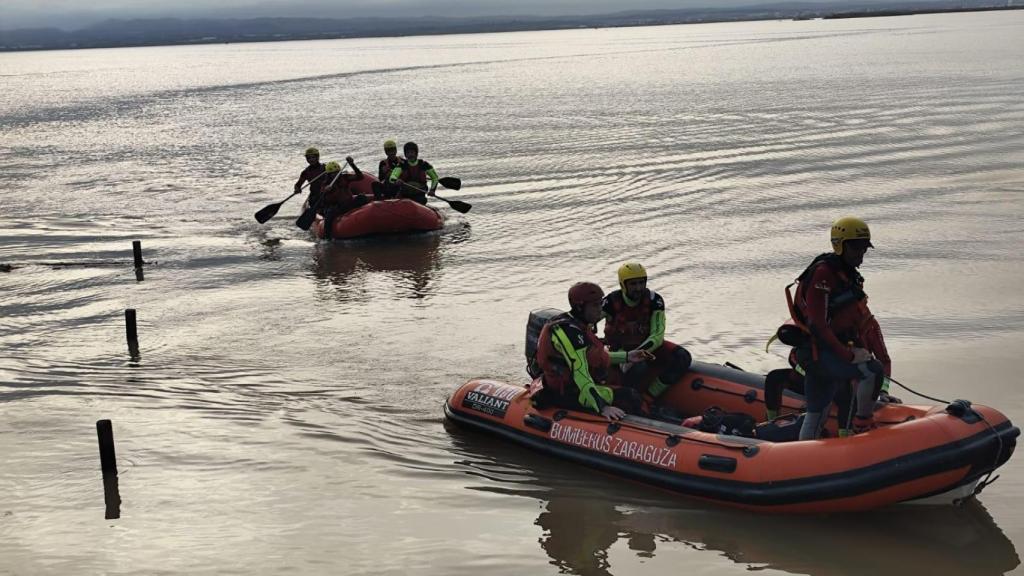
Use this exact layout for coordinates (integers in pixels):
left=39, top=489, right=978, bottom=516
left=2, top=11, right=1023, bottom=575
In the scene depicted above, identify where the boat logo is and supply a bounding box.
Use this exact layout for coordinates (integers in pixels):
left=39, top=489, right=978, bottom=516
left=462, top=380, right=522, bottom=419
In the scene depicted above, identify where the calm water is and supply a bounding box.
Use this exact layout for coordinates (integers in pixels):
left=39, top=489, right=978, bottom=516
left=2, top=11, right=1024, bottom=575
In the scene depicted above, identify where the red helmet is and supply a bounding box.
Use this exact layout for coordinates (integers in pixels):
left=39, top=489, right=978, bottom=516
left=568, top=282, right=604, bottom=309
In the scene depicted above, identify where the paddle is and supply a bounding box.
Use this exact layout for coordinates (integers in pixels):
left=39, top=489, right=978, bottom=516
left=254, top=171, right=326, bottom=224
left=438, top=176, right=461, bottom=191
left=390, top=178, right=471, bottom=214
left=296, top=168, right=344, bottom=231
left=432, top=193, right=472, bottom=214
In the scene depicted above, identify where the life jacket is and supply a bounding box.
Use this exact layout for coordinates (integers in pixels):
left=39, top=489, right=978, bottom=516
left=379, top=156, right=402, bottom=183
left=603, top=289, right=655, bottom=351
left=396, top=159, right=431, bottom=189
left=785, top=253, right=872, bottom=354
left=302, top=163, right=326, bottom=197
left=536, top=313, right=609, bottom=398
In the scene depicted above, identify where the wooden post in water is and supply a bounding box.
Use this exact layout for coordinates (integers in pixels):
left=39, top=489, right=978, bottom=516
left=96, top=419, right=118, bottom=475
left=96, top=419, right=121, bottom=519
left=125, top=308, right=139, bottom=357
left=132, top=240, right=144, bottom=281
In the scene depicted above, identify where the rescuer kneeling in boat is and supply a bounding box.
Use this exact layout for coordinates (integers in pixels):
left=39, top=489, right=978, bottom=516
left=603, top=263, right=692, bottom=416
left=788, top=216, right=889, bottom=440
left=388, top=141, right=439, bottom=205
left=535, top=282, right=653, bottom=421
left=376, top=139, right=403, bottom=200
left=320, top=157, right=369, bottom=239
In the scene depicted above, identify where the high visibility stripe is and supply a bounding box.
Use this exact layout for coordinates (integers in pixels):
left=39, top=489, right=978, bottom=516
left=551, top=326, right=612, bottom=411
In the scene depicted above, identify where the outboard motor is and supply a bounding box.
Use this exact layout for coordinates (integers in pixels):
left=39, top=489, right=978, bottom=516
left=525, top=308, right=564, bottom=378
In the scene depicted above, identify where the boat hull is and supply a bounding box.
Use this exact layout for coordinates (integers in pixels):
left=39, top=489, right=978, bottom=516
left=308, top=174, right=445, bottom=239
left=445, top=362, right=1018, bottom=513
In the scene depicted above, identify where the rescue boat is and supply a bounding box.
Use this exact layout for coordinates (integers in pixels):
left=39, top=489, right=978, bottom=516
left=309, top=174, right=445, bottom=240
left=445, top=312, right=1018, bottom=513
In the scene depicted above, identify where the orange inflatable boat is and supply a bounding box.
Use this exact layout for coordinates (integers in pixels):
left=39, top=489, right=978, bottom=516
left=309, top=174, right=444, bottom=239
left=445, top=311, right=1018, bottom=513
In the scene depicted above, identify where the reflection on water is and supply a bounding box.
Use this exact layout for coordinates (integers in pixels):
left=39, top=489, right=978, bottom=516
left=614, top=501, right=1019, bottom=576
left=449, top=426, right=1019, bottom=576
left=245, top=225, right=286, bottom=261
left=538, top=494, right=1019, bottom=576
left=309, top=232, right=445, bottom=300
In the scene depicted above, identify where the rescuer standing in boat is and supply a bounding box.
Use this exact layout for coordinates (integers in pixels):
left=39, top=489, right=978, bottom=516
left=788, top=217, right=889, bottom=440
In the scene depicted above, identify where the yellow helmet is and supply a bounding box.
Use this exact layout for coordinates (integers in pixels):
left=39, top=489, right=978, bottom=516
left=304, top=147, right=320, bottom=157
left=383, top=139, right=397, bottom=150
left=617, top=262, right=647, bottom=290
left=830, top=216, right=872, bottom=255
left=324, top=161, right=342, bottom=173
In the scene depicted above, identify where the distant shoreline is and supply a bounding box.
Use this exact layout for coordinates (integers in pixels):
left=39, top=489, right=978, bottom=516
left=1, top=4, right=1021, bottom=53
left=823, top=4, right=1021, bottom=18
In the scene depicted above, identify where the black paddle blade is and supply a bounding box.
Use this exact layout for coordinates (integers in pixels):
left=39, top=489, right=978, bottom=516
left=295, top=206, right=318, bottom=231
left=438, top=176, right=461, bottom=190
left=256, top=190, right=301, bottom=224
left=434, top=194, right=472, bottom=214
left=447, top=199, right=472, bottom=214
left=254, top=202, right=281, bottom=223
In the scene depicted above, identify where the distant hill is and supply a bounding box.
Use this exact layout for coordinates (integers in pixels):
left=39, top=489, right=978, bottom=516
left=1, top=1, right=1019, bottom=51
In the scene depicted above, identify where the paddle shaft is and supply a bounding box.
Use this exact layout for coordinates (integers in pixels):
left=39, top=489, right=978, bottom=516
left=255, top=170, right=329, bottom=222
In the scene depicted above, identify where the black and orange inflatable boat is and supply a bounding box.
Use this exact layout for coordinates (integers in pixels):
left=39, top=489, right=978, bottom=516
left=445, top=360, right=1018, bottom=513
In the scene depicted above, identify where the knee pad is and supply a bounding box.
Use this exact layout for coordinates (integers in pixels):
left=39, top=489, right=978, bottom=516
left=659, top=347, right=692, bottom=384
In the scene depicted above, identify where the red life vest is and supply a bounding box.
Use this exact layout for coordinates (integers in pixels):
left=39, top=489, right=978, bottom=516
left=603, top=289, right=657, bottom=351
left=791, top=253, right=872, bottom=345
left=397, top=159, right=432, bottom=189
left=379, top=156, right=402, bottom=183
left=536, top=313, right=609, bottom=398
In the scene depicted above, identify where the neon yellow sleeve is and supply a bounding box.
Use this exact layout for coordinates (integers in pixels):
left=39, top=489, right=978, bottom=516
left=551, top=326, right=613, bottom=412
left=637, top=309, right=666, bottom=351
left=426, top=167, right=439, bottom=187
left=389, top=166, right=402, bottom=182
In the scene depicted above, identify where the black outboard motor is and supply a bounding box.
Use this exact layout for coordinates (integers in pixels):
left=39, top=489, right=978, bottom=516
left=525, top=308, right=564, bottom=378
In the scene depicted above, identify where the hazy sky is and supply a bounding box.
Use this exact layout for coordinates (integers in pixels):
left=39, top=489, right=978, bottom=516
left=1, top=0, right=854, bottom=29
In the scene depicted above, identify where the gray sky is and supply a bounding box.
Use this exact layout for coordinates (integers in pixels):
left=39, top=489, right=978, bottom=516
left=2, top=0, right=854, bottom=29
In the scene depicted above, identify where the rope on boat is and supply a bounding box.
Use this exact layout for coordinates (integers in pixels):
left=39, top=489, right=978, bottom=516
left=887, top=376, right=949, bottom=404
left=884, top=377, right=1003, bottom=498
left=887, top=377, right=1004, bottom=500
left=966, top=412, right=1003, bottom=501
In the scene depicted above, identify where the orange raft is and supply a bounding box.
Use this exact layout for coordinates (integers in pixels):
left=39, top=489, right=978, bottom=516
left=444, top=361, right=1018, bottom=513
left=310, top=174, right=444, bottom=240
